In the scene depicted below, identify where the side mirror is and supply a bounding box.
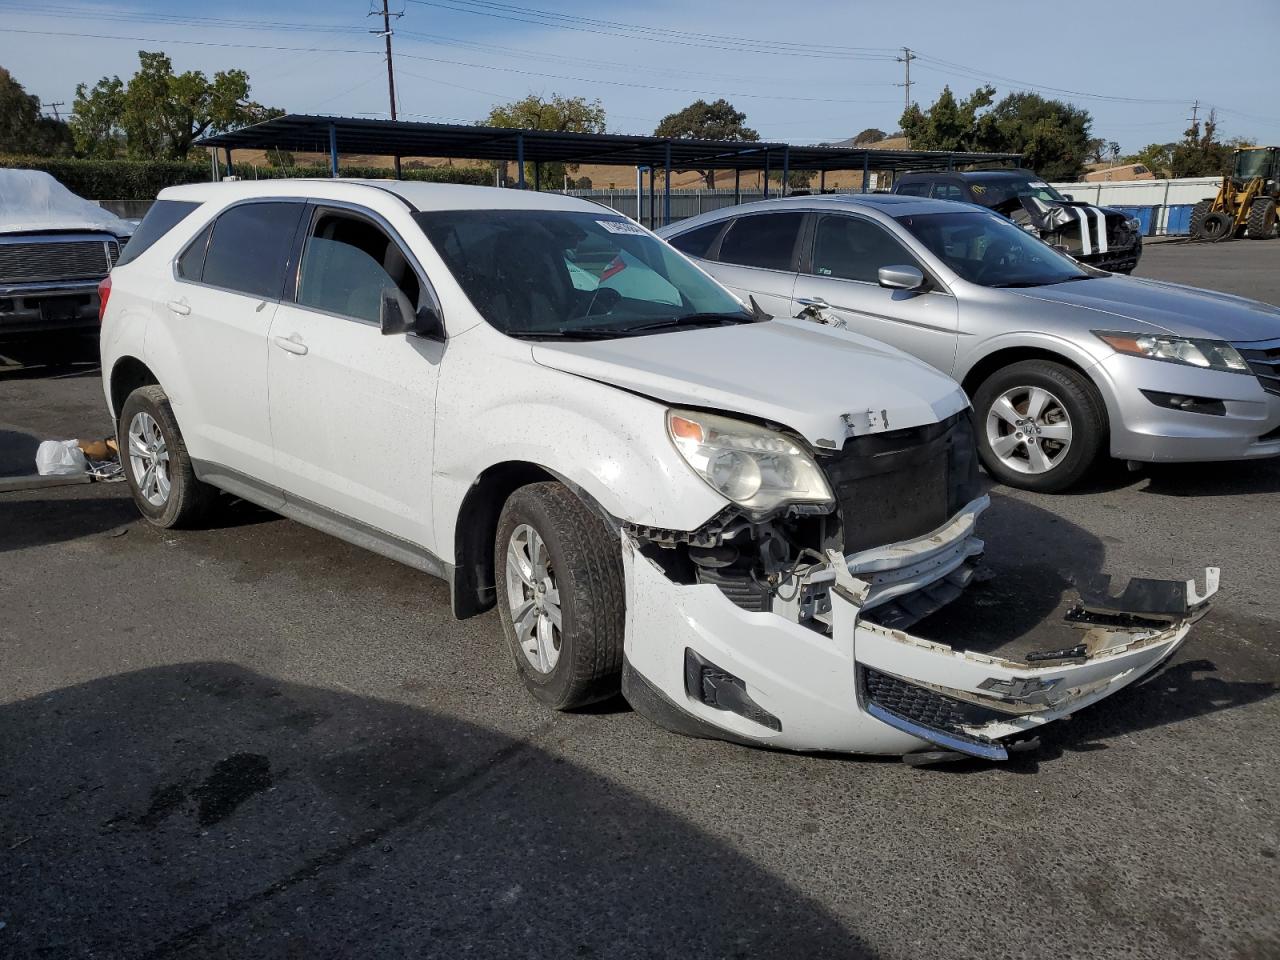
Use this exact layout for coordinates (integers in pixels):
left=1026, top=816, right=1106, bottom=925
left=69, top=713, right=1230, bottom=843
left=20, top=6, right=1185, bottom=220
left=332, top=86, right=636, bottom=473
left=877, top=265, right=926, bottom=291
left=380, top=287, right=444, bottom=340
left=1062, top=193, right=1074, bottom=201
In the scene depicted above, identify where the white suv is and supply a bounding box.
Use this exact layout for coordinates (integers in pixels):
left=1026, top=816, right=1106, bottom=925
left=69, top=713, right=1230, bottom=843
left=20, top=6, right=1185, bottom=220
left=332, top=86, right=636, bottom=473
left=100, top=180, right=1218, bottom=763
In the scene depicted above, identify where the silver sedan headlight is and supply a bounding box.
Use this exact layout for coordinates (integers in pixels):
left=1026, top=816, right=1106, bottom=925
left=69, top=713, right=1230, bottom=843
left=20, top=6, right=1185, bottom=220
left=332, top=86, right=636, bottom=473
left=1095, top=331, right=1249, bottom=372
left=667, top=409, right=833, bottom=515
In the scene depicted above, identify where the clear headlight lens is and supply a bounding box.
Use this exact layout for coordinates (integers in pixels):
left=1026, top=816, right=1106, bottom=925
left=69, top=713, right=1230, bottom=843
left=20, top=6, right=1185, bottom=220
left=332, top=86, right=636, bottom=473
left=1095, top=331, right=1249, bottom=372
left=667, top=409, right=833, bottom=515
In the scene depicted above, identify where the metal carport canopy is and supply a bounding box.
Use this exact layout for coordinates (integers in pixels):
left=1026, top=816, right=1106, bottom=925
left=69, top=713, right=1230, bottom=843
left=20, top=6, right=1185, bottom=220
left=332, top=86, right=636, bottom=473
left=194, top=114, right=1021, bottom=174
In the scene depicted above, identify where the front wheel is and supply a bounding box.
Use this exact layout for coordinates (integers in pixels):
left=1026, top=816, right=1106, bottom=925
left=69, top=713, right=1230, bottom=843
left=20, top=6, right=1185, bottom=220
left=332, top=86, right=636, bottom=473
left=972, top=360, right=1107, bottom=492
left=495, top=482, right=625, bottom=710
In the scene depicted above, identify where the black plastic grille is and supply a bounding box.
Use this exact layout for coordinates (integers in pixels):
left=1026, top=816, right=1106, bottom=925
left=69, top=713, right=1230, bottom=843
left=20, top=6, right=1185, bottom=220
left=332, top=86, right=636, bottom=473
left=1237, top=341, right=1280, bottom=397
left=0, top=240, right=115, bottom=284
left=820, top=411, right=981, bottom=554
left=861, top=667, right=1011, bottom=738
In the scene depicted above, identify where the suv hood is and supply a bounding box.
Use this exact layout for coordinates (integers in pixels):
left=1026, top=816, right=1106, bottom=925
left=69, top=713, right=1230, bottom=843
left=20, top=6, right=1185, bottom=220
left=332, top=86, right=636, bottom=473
left=531, top=318, right=969, bottom=446
left=1008, top=275, right=1280, bottom=342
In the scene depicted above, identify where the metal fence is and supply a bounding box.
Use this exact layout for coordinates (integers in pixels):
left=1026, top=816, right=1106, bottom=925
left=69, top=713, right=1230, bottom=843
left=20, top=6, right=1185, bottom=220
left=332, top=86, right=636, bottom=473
left=563, top=187, right=861, bottom=227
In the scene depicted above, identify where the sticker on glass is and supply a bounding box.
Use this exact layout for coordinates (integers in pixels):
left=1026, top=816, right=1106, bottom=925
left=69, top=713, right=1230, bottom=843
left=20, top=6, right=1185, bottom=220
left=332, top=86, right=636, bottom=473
left=596, top=219, right=647, bottom=235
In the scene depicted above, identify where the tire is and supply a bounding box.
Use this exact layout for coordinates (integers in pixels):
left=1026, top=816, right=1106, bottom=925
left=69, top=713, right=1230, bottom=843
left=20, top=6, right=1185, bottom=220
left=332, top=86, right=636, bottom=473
left=494, top=482, right=625, bottom=710
left=1247, top=198, right=1277, bottom=240
left=1188, top=199, right=1212, bottom=239
left=972, top=360, right=1107, bottom=493
left=118, top=384, right=218, bottom=528
left=1197, top=210, right=1236, bottom=242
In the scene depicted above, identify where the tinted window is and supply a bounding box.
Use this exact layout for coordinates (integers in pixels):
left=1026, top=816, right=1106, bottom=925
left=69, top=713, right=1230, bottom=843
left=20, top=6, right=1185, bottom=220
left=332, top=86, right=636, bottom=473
left=201, top=201, right=304, bottom=300
left=666, top=220, right=724, bottom=259
left=415, top=209, right=746, bottom=338
left=810, top=215, right=922, bottom=283
left=115, top=200, right=200, bottom=267
left=176, top=221, right=213, bottom=281
left=297, top=212, right=422, bottom=324
left=716, top=213, right=804, bottom=271
left=932, top=183, right=965, bottom=201
left=894, top=181, right=931, bottom=197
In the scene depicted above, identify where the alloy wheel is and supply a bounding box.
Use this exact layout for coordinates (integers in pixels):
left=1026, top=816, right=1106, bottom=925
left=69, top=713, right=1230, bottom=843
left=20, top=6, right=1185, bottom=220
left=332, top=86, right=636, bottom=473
left=504, top=523, right=562, bottom=674
left=985, top=385, right=1073, bottom=476
left=127, top=411, right=171, bottom=506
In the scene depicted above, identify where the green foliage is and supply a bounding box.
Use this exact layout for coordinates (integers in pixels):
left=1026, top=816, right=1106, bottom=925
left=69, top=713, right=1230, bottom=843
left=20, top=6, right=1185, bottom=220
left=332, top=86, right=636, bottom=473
left=901, top=86, right=1095, bottom=180
left=1132, top=142, right=1176, bottom=177
left=851, top=127, right=887, bottom=146
left=0, top=67, right=73, bottom=156
left=654, top=99, right=758, bottom=187
left=485, top=93, right=606, bottom=187
left=71, top=51, right=281, bottom=161
left=0, top=155, right=491, bottom=199
left=1169, top=111, right=1235, bottom=178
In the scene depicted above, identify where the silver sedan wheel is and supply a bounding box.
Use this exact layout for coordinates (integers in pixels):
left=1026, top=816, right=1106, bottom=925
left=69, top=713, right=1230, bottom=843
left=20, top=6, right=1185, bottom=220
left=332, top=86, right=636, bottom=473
left=504, top=523, right=562, bottom=674
left=127, top=411, right=171, bottom=507
left=985, top=385, right=1073, bottom=475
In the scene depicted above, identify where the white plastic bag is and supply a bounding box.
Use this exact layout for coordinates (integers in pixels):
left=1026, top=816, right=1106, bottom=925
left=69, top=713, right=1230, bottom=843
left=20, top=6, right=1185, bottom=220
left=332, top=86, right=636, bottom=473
left=35, top=439, right=88, bottom=476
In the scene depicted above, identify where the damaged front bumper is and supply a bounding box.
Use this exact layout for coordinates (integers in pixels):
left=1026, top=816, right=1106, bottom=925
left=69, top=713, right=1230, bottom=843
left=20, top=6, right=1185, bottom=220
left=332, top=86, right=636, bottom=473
left=620, top=497, right=1219, bottom=761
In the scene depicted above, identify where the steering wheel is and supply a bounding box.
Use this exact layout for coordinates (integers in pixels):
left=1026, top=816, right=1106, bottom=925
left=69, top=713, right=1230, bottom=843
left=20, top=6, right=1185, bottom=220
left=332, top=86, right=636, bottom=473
left=974, top=239, right=1017, bottom=283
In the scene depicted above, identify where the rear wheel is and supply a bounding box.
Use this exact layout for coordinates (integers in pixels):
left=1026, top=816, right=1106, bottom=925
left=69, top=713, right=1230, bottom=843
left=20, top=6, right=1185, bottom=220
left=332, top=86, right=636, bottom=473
left=1197, top=210, right=1236, bottom=242
left=495, top=482, right=625, bottom=709
left=118, top=385, right=217, bottom=528
left=1247, top=198, right=1277, bottom=239
left=973, top=360, right=1106, bottom=493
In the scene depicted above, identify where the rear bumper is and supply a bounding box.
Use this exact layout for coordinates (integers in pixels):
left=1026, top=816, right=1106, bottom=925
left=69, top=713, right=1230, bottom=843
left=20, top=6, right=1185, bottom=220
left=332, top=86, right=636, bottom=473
left=0, top=279, right=101, bottom=337
left=621, top=501, right=1218, bottom=760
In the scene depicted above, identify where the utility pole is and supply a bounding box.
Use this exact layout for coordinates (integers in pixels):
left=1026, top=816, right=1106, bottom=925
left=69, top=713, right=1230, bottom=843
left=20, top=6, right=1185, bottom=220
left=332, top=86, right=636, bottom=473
left=896, top=47, right=915, bottom=146
left=1187, top=99, right=1199, bottom=134
left=369, top=0, right=401, bottom=120
left=44, top=101, right=65, bottom=121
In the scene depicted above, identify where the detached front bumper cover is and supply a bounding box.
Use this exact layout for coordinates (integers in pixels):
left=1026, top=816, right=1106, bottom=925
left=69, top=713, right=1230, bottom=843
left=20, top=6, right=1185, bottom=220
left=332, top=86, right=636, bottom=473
left=620, top=507, right=1220, bottom=761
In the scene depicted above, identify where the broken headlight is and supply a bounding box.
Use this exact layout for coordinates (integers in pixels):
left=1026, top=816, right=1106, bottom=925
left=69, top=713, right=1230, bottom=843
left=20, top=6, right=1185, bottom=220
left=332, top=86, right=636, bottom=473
left=667, top=409, right=833, bottom=516
left=1094, top=332, right=1249, bottom=373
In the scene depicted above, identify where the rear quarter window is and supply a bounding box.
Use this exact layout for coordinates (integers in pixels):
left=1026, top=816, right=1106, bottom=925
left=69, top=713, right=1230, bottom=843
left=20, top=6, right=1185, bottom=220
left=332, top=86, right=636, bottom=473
left=114, top=199, right=201, bottom=267
left=666, top=220, right=725, bottom=259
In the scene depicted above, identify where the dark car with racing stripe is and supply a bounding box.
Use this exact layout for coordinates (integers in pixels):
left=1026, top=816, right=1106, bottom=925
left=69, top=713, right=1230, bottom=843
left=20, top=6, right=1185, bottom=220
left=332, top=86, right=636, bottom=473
left=892, top=169, right=1143, bottom=274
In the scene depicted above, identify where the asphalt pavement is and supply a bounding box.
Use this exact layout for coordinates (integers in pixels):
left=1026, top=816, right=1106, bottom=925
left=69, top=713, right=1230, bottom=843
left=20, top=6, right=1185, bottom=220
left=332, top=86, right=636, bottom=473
left=1, top=240, right=1278, bottom=959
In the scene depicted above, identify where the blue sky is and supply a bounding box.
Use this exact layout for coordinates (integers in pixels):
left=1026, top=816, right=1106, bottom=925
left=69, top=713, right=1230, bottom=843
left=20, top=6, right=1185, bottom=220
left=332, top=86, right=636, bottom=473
left=2, top=0, right=1277, bottom=154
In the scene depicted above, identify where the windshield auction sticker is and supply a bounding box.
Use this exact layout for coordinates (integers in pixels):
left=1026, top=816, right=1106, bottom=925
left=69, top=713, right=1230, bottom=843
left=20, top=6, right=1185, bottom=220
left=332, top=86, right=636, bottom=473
left=597, top=219, right=648, bottom=235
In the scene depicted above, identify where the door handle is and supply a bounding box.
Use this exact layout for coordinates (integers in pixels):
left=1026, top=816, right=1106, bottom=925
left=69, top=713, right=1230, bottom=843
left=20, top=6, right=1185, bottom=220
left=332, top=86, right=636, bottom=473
left=795, top=296, right=829, bottom=308
left=166, top=299, right=191, bottom=316
left=273, top=334, right=309, bottom=356
left=794, top=296, right=846, bottom=329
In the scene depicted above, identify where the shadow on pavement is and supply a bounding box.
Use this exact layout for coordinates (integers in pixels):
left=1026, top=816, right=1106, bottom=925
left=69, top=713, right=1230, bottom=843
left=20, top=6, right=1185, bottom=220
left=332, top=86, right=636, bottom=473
left=0, top=495, right=138, bottom=554
left=0, top=429, right=39, bottom=477
left=0, top=664, right=873, bottom=960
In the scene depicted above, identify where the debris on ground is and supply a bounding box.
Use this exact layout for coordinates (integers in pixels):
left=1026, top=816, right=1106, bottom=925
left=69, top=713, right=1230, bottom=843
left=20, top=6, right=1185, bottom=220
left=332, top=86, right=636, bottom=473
left=34, top=436, right=123, bottom=482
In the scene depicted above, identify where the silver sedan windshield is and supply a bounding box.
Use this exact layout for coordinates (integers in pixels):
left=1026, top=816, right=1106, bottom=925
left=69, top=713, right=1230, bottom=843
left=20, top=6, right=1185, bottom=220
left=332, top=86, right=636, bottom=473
left=895, top=210, right=1090, bottom=288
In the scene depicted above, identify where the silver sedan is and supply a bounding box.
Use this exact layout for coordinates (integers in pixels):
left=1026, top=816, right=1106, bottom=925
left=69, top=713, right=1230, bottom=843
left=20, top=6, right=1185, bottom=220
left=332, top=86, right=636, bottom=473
left=658, top=194, right=1280, bottom=491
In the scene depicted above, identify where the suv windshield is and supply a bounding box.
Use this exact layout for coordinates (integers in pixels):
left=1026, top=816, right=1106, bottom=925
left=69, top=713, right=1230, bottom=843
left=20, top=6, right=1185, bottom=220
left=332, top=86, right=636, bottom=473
left=896, top=210, right=1090, bottom=287
left=969, top=175, right=1066, bottom=209
left=414, top=209, right=749, bottom=338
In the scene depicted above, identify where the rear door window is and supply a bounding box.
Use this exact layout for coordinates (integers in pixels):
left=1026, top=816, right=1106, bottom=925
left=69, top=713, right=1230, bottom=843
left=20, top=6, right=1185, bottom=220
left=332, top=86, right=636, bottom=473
left=296, top=210, right=422, bottom=324
left=809, top=214, right=924, bottom=283
left=666, top=220, right=726, bottom=259
left=716, top=212, right=804, bottom=271
left=931, top=183, right=965, bottom=201
left=200, top=201, right=304, bottom=300
left=115, top=199, right=200, bottom=267
left=894, top=181, right=931, bottom=197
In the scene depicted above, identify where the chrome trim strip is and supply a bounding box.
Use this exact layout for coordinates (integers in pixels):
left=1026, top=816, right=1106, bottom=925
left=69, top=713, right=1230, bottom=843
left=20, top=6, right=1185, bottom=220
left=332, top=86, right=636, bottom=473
left=866, top=701, right=1008, bottom=761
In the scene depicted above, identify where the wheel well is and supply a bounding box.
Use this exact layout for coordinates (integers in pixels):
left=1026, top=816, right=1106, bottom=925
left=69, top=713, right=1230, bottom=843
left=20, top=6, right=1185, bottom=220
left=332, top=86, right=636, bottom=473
left=450, top=461, right=556, bottom=620
left=109, top=357, right=158, bottom=421
left=960, top=347, right=1092, bottom=399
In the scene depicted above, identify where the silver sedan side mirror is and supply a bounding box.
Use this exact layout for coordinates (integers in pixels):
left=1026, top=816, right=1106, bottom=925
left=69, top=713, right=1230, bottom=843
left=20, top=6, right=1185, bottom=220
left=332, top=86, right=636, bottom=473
left=877, top=265, right=926, bottom=291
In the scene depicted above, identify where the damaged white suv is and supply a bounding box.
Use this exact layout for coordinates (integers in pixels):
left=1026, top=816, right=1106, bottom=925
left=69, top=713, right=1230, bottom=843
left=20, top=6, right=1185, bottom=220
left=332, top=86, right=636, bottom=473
left=100, top=180, right=1218, bottom=763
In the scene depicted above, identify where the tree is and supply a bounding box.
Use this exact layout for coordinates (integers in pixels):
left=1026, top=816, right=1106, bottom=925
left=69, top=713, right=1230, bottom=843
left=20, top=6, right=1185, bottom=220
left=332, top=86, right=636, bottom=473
left=1132, top=142, right=1175, bottom=177
left=901, top=86, right=1095, bottom=180
left=654, top=99, right=757, bottom=187
left=70, top=51, right=280, bottom=160
left=0, top=66, right=73, bottom=156
left=486, top=93, right=606, bottom=188
left=852, top=127, right=887, bottom=146
left=1169, top=111, right=1235, bottom=178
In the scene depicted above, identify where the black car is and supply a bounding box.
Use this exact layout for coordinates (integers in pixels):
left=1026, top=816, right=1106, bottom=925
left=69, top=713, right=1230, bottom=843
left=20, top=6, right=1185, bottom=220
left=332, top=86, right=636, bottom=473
left=892, top=169, right=1143, bottom=273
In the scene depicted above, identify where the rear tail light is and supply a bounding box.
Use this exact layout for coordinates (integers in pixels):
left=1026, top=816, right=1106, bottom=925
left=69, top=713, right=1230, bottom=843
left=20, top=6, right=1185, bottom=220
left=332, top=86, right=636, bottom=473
left=97, top=275, right=111, bottom=324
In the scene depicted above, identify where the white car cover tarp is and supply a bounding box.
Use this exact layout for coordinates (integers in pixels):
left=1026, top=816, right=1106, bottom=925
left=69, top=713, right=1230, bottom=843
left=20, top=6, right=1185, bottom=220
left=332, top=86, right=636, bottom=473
left=0, top=168, right=132, bottom=235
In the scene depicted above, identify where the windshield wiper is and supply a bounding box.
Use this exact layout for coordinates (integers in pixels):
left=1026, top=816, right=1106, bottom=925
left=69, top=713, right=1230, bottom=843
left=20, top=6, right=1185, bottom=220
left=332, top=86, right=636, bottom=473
left=618, top=312, right=755, bottom=333
left=506, top=328, right=630, bottom=341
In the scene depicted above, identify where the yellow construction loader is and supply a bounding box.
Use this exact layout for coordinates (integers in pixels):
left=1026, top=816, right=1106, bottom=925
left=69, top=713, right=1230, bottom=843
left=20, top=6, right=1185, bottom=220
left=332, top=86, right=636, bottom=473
left=1190, top=146, right=1279, bottom=241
